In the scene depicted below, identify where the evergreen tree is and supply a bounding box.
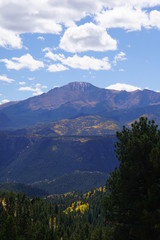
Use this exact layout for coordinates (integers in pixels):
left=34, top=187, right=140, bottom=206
left=104, top=117, right=160, bottom=239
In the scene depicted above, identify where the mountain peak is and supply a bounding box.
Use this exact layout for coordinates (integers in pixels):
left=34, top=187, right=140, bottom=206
left=67, top=82, right=96, bottom=91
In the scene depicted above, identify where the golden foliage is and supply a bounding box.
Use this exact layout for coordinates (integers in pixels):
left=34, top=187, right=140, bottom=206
left=65, top=201, right=89, bottom=215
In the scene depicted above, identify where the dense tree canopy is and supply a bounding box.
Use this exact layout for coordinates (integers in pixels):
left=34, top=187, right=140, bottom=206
left=104, top=117, right=160, bottom=239
left=0, top=187, right=108, bottom=240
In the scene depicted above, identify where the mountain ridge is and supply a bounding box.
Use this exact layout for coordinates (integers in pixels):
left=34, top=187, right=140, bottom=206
left=1, top=82, right=160, bottom=193
left=1, top=82, right=160, bottom=130
left=2, top=82, right=160, bottom=111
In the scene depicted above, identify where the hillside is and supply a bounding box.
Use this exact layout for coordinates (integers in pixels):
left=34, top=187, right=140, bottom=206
left=0, top=132, right=117, bottom=189
left=32, top=171, right=108, bottom=194
left=1, top=82, right=160, bottom=130
left=0, top=187, right=107, bottom=240
left=30, top=115, right=119, bottom=136
left=1, top=82, right=160, bottom=193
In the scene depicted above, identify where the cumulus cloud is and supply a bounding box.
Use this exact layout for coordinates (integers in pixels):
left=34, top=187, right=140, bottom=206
left=33, top=19, right=61, bottom=34
left=18, top=83, right=47, bottom=96
left=0, top=0, right=102, bottom=40
left=149, top=10, right=160, bottom=29
left=47, top=64, right=68, bottom=72
left=96, top=7, right=149, bottom=31
left=106, top=83, right=141, bottom=92
left=30, top=1, right=102, bottom=26
left=62, top=55, right=111, bottom=71
left=132, top=0, right=160, bottom=8
left=0, top=1, right=159, bottom=50
left=18, top=86, right=36, bottom=92
left=0, top=27, right=22, bottom=49
left=101, top=0, right=160, bottom=9
left=0, top=1, right=61, bottom=34
left=0, top=99, right=10, bottom=105
left=0, top=0, right=159, bottom=35
left=45, top=52, right=65, bottom=62
left=113, top=52, right=127, bottom=65
left=1, top=54, right=44, bottom=71
left=0, top=75, right=14, bottom=83
left=45, top=49, right=112, bottom=71
left=60, top=23, right=117, bottom=52
left=45, top=50, right=111, bottom=71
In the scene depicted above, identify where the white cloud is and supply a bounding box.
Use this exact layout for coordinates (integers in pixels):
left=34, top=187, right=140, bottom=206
left=37, top=36, right=45, bottom=41
left=60, top=23, right=117, bottom=52
left=0, top=75, right=14, bottom=83
left=106, top=83, right=141, bottom=92
left=0, top=1, right=62, bottom=34
left=42, top=47, right=52, bottom=53
left=0, top=99, right=10, bottom=105
left=18, top=86, right=35, bottom=92
left=0, top=0, right=159, bottom=35
left=0, top=1, right=159, bottom=35
left=134, top=0, right=160, bottom=8
left=101, top=0, right=160, bottom=9
left=113, top=52, right=127, bottom=65
left=18, top=83, right=47, bottom=96
left=1, top=54, right=44, bottom=71
left=30, top=1, right=102, bottom=26
left=96, top=7, right=149, bottom=31
left=131, top=0, right=160, bottom=8
left=149, top=10, right=160, bottom=29
left=62, top=55, right=111, bottom=71
left=0, top=0, right=102, bottom=41
left=45, top=52, right=65, bottom=62
left=0, top=1, right=159, bottom=50
left=45, top=49, right=112, bottom=71
left=19, top=81, right=26, bottom=85
left=33, top=19, right=62, bottom=34
left=47, top=64, right=68, bottom=72
left=0, top=27, right=22, bottom=49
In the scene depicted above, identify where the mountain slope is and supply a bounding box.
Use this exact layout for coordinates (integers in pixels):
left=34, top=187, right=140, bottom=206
left=30, top=115, right=119, bottom=136
left=1, top=82, right=160, bottom=193
left=1, top=82, right=160, bottom=130
left=0, top=133, right=117, bottom=184
left=32, top=171, right=108, bottom=194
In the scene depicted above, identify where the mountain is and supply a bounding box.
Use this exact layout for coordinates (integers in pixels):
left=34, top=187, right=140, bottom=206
left=1, top=82, right=160, bottom=193
left=1, top=82, right=160, bottom=130
left=0, top=131, right=117, bottom=193
left=0, top=133, right=117, bottom=183
left=32, top=171, right=108, bottom=194
left=28, top=115, right=119, bottom=136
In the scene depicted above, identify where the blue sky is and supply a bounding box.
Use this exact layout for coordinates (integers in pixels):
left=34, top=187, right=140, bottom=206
left=0, top=0, right=160, bottom=104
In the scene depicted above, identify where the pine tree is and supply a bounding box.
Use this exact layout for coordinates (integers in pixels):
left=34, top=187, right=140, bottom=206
left=104, top=117, right=160, bottom=239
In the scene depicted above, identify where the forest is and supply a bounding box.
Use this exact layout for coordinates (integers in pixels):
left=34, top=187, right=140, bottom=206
left=0, top=187, right=107, bottom=240
left=0, top=117, right=160, bottom=240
